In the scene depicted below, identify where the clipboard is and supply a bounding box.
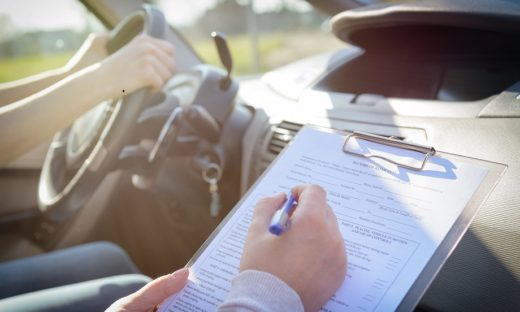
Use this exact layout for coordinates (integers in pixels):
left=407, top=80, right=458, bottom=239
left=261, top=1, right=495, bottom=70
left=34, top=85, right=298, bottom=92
left=160, top=125, right=506, bottom=312
left=338, top=129, right=507, bottom=311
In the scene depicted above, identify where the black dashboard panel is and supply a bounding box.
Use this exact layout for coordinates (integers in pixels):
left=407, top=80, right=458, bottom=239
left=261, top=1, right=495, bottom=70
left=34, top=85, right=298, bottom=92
left=315, top=26, right=520, bottom=101
left=325, top=0, right=520, bottom=102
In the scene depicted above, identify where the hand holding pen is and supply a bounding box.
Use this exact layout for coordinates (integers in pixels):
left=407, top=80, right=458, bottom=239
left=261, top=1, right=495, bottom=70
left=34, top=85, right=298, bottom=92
left=239, top=184, right=347, bottom=312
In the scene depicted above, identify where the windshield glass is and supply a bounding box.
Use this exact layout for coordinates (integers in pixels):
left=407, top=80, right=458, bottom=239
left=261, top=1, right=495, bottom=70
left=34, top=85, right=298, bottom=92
left=157, top=0, right=345, bottom=76
left=0, top=0, right=105, bottom=83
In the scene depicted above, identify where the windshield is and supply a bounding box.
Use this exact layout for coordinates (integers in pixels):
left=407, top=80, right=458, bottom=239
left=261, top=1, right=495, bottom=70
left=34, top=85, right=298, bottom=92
left=156, top=0, right=345, bottom=76
left=0, top=0, right=105, bottom=83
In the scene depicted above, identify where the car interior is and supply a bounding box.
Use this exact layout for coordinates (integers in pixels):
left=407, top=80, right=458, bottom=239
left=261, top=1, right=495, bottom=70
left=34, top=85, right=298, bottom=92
left=0, top=0, right=519, bottom=311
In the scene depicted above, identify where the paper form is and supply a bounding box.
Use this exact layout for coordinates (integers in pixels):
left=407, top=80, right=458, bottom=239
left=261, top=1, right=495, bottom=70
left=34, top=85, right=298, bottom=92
left=159, top=126, right=488, bottom=312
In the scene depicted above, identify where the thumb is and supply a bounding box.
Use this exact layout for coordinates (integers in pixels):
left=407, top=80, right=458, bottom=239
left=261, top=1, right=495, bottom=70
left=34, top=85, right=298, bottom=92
left=252, top=192, right=286, bottom=228
left=127, top=268, right=189, bottom=310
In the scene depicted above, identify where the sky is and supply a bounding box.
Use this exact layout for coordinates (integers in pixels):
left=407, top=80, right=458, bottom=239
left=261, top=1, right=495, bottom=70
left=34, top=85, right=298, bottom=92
left=0, top=0, right=313, bottom=34
left=158, top=0, right=312, bottom=27
left=0, top=0, right=89, bottom=32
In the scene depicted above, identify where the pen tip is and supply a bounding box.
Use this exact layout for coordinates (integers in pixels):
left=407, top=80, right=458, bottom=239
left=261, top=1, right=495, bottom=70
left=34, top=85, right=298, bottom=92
left=269, top=224, right=284, bottom=236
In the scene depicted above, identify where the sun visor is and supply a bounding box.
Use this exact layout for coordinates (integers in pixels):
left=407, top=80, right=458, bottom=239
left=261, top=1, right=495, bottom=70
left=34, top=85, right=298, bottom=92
left=331, top=0, right=520, bottom=51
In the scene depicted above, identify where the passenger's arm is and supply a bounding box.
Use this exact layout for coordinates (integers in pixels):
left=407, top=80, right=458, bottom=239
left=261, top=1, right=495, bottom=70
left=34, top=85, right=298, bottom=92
left=218, top=270, right=304, bottom=312
left=0, top=35, right=175, bottom=166
left=0, top=34, right=109, bottom=107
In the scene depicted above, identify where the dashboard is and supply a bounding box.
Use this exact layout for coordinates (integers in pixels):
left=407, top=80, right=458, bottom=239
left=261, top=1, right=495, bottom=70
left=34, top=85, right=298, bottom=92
left=231, top=5, right=520, bottom=310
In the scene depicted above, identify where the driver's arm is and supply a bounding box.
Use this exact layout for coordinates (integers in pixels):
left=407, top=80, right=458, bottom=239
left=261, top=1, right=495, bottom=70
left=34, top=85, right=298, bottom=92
left=0, top=34, right=175, bottom=166
left=0, top=34, right=109, bottom=107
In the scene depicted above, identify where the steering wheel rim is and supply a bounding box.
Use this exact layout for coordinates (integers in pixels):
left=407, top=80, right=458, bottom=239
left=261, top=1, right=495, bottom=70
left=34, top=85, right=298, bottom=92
left=38, top=5, right=167, bottom=221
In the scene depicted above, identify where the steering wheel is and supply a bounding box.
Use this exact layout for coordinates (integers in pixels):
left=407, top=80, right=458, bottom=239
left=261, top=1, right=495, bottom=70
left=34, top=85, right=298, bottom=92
left=38, top=6, right=167, bottom=221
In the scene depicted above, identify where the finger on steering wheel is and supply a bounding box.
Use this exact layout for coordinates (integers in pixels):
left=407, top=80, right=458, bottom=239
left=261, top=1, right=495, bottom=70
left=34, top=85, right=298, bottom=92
left=146, top=57, right=172, bottom=91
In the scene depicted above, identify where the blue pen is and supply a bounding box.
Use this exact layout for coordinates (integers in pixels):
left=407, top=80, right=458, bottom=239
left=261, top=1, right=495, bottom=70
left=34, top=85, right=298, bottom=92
left=269, top=193, right=296, bottom=236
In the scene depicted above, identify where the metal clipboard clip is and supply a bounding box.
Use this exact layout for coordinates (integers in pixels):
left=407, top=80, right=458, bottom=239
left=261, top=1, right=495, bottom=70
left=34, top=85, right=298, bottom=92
left=343, top=132, right=436, bottom=171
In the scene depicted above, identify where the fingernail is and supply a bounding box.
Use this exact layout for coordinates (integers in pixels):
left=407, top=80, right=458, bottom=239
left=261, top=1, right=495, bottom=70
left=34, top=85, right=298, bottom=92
left=171, top=267, right=189, bottom=279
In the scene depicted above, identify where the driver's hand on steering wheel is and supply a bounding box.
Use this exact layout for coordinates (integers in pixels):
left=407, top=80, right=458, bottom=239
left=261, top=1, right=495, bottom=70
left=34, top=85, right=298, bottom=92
left=0, top=14, right=175, bottom=167
left=98, top=34, right=176, bottom=97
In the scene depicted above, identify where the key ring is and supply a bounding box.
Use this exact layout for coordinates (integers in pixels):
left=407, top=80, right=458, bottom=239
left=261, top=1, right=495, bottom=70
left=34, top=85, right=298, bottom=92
left=202, top=163, right=222, bottom=183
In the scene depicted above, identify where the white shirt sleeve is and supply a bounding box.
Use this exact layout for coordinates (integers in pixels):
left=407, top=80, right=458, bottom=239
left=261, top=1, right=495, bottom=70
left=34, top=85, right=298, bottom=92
left=217, top=270, right=304, bottom=312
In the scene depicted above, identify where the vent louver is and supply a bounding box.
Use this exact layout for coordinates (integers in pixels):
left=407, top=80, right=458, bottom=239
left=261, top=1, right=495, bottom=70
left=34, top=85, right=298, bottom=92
left=267, top=121, right=303, bottom=155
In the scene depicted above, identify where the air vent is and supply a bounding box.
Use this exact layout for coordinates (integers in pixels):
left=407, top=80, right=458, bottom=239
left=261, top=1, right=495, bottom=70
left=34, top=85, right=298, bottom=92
left=267, top=121, right=303, bottom=155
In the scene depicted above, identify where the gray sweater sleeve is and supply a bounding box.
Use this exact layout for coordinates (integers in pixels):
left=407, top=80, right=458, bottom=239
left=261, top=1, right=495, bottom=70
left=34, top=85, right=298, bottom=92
left=217, top=270, right=304, bottom=312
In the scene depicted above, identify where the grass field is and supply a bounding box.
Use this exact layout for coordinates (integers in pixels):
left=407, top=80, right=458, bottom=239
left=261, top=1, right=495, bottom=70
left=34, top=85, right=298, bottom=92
left=192, top=30, right=344, bottom=74
left=191, top=32, right=285, bottom=74
left=0, top=31, right=344, bottom=83
left=0, top=52, right=73, bottom=83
